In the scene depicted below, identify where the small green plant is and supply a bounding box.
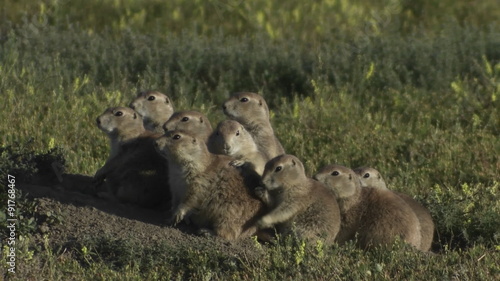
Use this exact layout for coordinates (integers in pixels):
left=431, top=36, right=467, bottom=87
left=428, top=182, right=500, bottom=249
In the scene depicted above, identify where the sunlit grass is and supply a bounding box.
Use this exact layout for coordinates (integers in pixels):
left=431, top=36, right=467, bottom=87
left=0, top=1, right=499, bottom=279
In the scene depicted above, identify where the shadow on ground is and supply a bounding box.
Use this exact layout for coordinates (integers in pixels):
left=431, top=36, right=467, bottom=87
left=18, top=172, right=263, bottom=259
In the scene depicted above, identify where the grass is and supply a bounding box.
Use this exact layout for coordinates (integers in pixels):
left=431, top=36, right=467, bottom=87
left=3, top=234, right=500, bottom=280
left=1, top=0, right=499, bottom=279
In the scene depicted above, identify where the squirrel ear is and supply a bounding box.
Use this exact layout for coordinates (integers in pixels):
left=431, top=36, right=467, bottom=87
left=199, top=117, right=204, bottom=123
left=349, top=174, right=352, bottom=180
left=259, top=99, right=263, bottom=106
left=192, top=138, right=197, bottom=144
left=291, top=159, right=296, bottom=166
left=133, top=113, right=137, bottom=119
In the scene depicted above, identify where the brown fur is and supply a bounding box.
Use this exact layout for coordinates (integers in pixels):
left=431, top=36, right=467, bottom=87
left=314, top=165, right=422, bottom=250
left=255, top=155, right=340, bottom=244
left=222, top=92, right=285, bottom=160
left=95, top=107, right=169, bottom=208
left=163, top=111, right=213, bottom=143
left=353, top=166, right=435, bottom=251
left=129, top=90, right=174, bottom=134
left=155, top=130, right=266, bottom=241
left=210, top=120, right=267, bottom=175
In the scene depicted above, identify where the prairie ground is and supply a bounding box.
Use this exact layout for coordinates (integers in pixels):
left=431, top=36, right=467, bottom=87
left=1, top=0, right=499, bottom=280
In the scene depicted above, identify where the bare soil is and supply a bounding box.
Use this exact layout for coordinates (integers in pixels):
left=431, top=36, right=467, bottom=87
left=18, top=174, right=265, bottom=263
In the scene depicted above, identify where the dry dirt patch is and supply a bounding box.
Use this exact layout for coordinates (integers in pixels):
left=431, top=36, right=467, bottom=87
left=19, top=177, right=265, bottom=263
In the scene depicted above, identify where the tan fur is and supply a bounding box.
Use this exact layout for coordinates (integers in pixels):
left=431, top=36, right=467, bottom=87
left=163, top=111, right=213, bottom=142
left=314, top=165, right=422, bottom=250
left=95, top=107, right=169, bottom=208
left=96, top=107, right=145, bottom=159
left=155, top=130, right=266, bottom=241
left=353, top=166, right=435, bottom=251
left=210, top=120, right=267, bottom=175
left=222, top=92, right=285, bottom=160
left=129, top=90, right=174, bottom=134
left=255, top=155, right=340, bottom=244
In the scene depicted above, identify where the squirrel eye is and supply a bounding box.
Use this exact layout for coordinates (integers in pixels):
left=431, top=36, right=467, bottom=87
left=240, top=97, right=249, bottom=102
left=114, top=111, right=123, bottom=117
left=147, top=95, right=156, bottom=101
left=236, top=130, right=240, bottom=136
left=331, top=171, right=339, bottom=176
left=181, top=117, right=189, bottom=122
left=173, top=134, right=181, bottom=140
left=275, top=166, right=282, bottom=172
left=363, top=173, right=370, bottom=178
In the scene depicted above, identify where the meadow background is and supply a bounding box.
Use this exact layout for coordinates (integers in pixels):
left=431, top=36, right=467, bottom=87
left=1, top=0, right=499, bottom=279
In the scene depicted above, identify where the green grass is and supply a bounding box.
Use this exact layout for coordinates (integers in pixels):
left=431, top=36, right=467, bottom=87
left=2, top=0, right=499, bottom=40
left=2, top=234, right=500, bottom=280
left=1, top=0, right=500, bottom=279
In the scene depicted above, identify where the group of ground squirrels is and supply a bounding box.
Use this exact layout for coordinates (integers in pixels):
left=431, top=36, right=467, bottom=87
left=94, top=90, right=435, bottom=251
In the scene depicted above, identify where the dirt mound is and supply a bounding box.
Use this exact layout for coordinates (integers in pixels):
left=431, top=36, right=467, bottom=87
left=19, top=175, right=265, bottom=261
